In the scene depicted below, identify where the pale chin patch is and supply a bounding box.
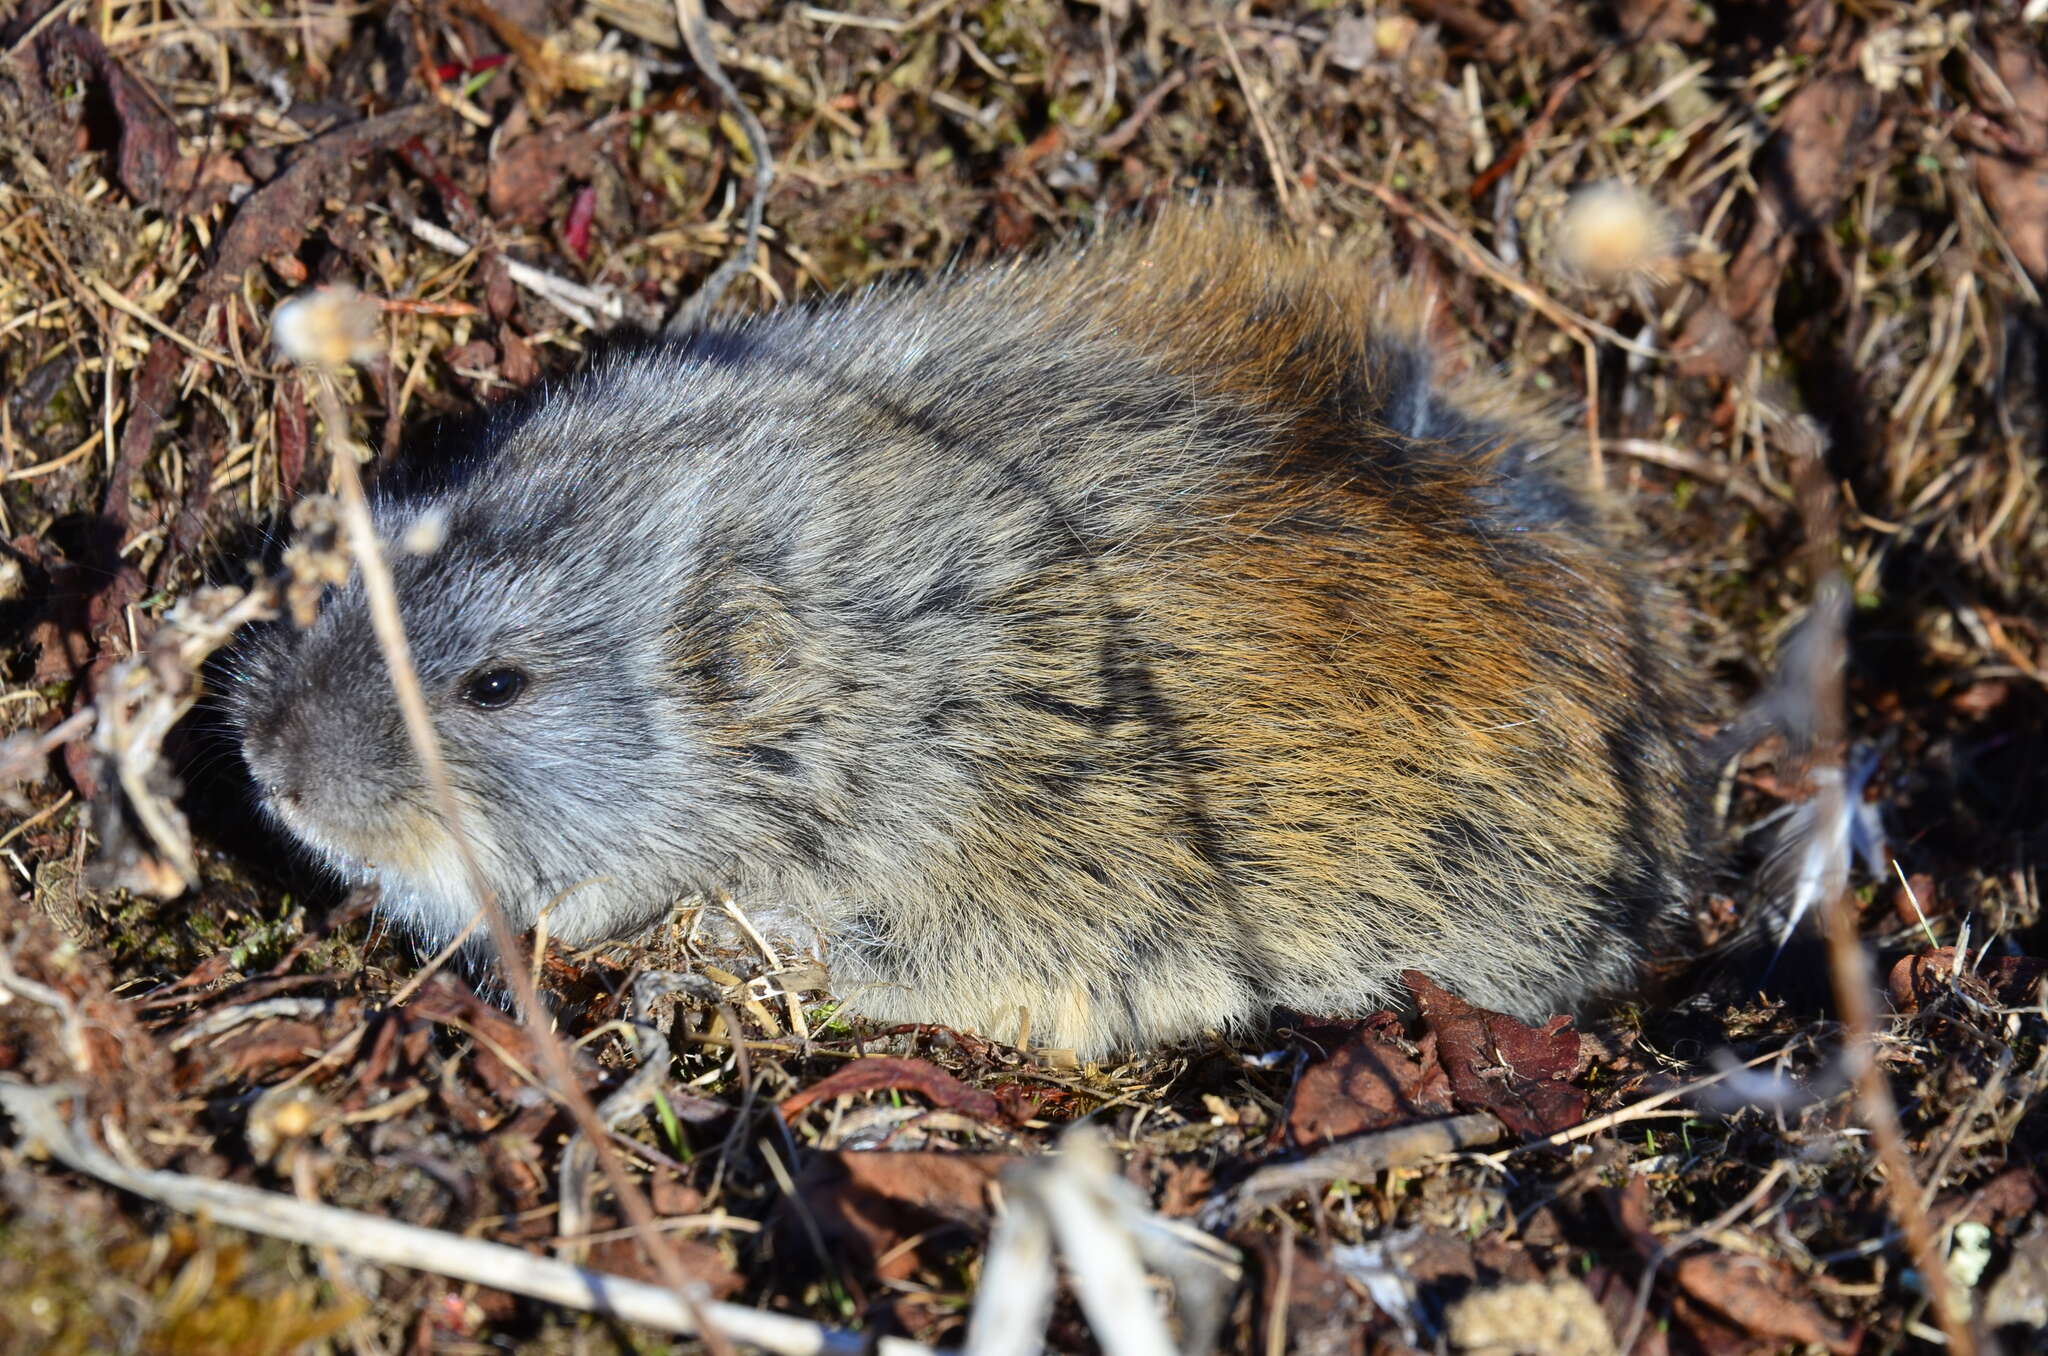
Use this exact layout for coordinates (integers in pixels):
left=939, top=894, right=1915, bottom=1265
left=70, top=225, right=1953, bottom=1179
left=264, top=791, right=516, bottom=951
left=361, top=804, right=516, bottom=949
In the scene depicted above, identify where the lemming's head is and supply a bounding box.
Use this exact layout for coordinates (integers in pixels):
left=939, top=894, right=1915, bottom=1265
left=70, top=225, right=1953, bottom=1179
left=223, top=360, right=777, bottom=946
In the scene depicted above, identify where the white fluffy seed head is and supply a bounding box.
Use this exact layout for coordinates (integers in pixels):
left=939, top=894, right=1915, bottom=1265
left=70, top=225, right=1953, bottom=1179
left=401, top=506, right=449, bottom=556
left=1550, top=181, right=1680, bottom=287
left=272, top=285, right=384, bottom=368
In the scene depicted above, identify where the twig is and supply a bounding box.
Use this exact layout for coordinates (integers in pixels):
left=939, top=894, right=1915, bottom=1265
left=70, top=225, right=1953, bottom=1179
left=0, top=1078, right=939, bottom=1356
left=968, top=1126, right=1238, bottom=1356
left=87, top=276, right=271, bottom=379
left=1096, top=59, right=1220, bottom=156
left=1605, top=438, right=1782, bottom=515
left=1477, top=1047, right=1792, bottom=1165
left=1348, top=176, right=1664, bottom=358
left=0, top=709, right=96, bottom=788
left=0, top=789, right=73, bottom=851
left=1788, top=425, right=1976, bottom=1356
left=306, top=371, right=737, bottom=1356
left=166, top=996, right=337, bottom=1051
left=403, top=217, right=623, bottom=330
left=1467, top=52, right=1603, bottom=202
left=1228, top=1112, right=1506, bottom=1220
left=666, top=0, right=775, bottom=333
left=1214, top=23, right=1297, bottom=221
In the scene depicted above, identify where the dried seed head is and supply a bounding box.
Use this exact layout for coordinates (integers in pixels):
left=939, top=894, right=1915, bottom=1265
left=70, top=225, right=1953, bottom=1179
left=1550, top=181, right=1680, bottom=288
left=272, top=285, right=383, bottom=369
left=282, top=495, right=350, bottom=626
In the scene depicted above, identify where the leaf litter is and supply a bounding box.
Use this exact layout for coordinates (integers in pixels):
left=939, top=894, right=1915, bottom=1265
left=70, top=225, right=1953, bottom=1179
left=0, top=0, right=2045, bottom=1352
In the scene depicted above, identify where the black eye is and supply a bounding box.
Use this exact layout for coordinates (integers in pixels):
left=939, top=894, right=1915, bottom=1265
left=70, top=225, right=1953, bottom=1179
left=459, top=666, right=529, bottom=710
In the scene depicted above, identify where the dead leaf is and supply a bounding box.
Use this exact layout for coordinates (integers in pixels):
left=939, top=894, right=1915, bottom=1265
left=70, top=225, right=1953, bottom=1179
left=274, top=375, right=309, bottom=500
left=404, top=973, right=601, bottom=1097
left=587, top=1235, right=742, bottom=1297
left=1251, top=1235, right=1371, bottom=1356
left=1888, top=947, right=2048, bottom=1013
left=1976, top=154, right=2048, bottom=284
left=35, top=28, right=178, bottom=212
left=1156, top=1159, right=1214, bottom=1218
left=487, top=125, right=613, bottom=225
left=798, top=1149, right=1014, bottom=1279
left=1671, top=1252, right=1860, bottom=1355
left=1934, top=1165, right=2044, bottom=1234
left=778, top=1056, right=1007, bottom=1125
left=1759, top=73, right=1884, bottom=234
left=443, top=340, right=498, bottom=382
left=1720, top=231, right=1796, bottom=341
left=1889, top=873, right=1942, bottom=928
left=1615, top=0, right=1706, bottom=44
left=1403, top=971, right=1585, bottom=1137
left=1968, top=25, right=2048, bottom=156
left=1285, top=1014, right=1454, bottom=1147
left=204, top=105, right=447, bottom=305
left=1724, top=70, right=1889, bottom=335
left=499, top=331, right=541, bottom=387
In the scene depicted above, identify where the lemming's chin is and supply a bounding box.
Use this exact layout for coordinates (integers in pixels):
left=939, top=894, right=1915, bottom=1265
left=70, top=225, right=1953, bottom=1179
left=372, top=861, right=500, bottom=951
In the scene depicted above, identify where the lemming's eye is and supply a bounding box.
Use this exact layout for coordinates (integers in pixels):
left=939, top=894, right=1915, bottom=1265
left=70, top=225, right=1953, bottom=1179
left=459, top=666, right=529, bottom=710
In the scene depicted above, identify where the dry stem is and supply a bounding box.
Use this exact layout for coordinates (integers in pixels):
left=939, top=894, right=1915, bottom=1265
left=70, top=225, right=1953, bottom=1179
left=308, top=371, right=738, bottom=1356
left=666, top=0, right=775, bottom=333
left=1790, top=428, right=1976, bottom=1356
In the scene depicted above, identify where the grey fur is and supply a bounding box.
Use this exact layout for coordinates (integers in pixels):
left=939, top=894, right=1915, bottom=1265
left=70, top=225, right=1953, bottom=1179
left=227, top=215, right=1707, bottom=1057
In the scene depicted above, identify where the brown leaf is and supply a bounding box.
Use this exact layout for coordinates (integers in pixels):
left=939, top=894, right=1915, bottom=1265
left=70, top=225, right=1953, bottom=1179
left=1934, top=1165, right=2043, bottom=1234
left=1888, top=947, right=2048, bottom=1013
left=36, top=27, right=180, bottom=212
left=778, top=1056, right=1006, bottom=1125
left=205, top=105, right=446, bottom=305
left=1672, top=301, right=1750, bottom=381
left=1250, top=1236, right=1371, bottom=1356
left=274, top=375, right=308, bottom=500
left=1606, top=1175, right=1661, bottom=1259
left=487, top=125, right=611, bottom=225
left=1976, top=154, right=2048, bottom=284
left=799, top=1150, right=1014, bottom=1280
left=1286, top=1015, right=1454, bottom=1147
left=1720, top=231, right=1796, bottom=340
left=1403, top=971, right=1585, bottom=1137
left=163, top=151, right=254, bottom=216
left=1759, top=74, right=1885, bottom=234
left=1615, top=0, right=1706, bottom=44
left=1584, top=1264, right=1669, bottom=1356
left=1964, top=23, right=2048, bottom=277
left=1157, top=1159, right=1215, bottom=1218
left=649, top=1175, right=704, bottom=1217
left=404, top=973, right=601, bottom=1095
left=499, top=331, right=540, bottom=387
left=587, top=1235, right=742, bottom=1298
left=833, top=1149, right=1010, bottom=1226
left=1723, top=71, right=1888, bottom=337
left=1889, top=873, right=1942, bottom=928
left=1671, top=1253, right=1860, bottom=1355
left=1969, top=26, right=2048, bottom=157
